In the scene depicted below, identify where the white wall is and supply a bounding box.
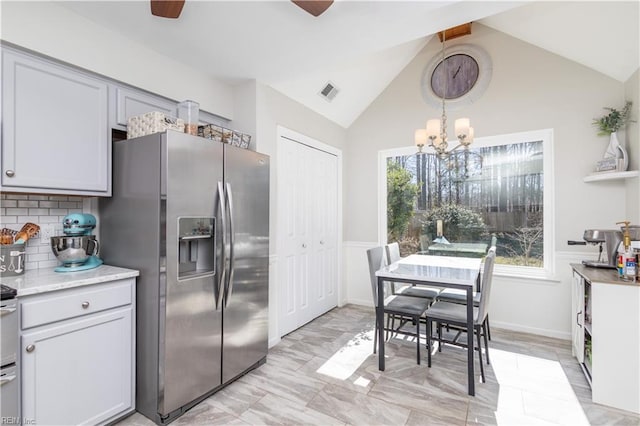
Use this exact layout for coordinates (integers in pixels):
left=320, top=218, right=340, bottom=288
left=1, top=1, right=234, bottom=119
left=624, top=69, right=640, bottom=222
left=344, top=24, right=634, bottom=339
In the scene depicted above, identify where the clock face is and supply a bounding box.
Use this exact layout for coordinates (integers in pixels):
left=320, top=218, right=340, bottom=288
left=421, top=44, right=492, bottom=110
left=431, top=54, right=479, bottom=99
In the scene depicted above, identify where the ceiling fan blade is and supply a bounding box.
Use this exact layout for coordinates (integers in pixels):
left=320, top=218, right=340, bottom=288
left=292, top=0, right=334, bottom=17
left=150, top=0, right=185, bottom=19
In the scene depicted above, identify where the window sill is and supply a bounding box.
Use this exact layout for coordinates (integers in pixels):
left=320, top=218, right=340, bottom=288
left=494, top=265, right=560, bottom=284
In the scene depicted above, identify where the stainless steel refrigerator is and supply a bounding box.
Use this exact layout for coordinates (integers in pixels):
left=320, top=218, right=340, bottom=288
left=99, top=131, right=269, bottom=425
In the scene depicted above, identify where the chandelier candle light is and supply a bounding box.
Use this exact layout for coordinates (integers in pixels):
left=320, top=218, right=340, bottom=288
left=415, top=30, right=474, bottom=157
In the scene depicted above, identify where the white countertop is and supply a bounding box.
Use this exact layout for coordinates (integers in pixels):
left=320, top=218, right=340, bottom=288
left=0, top=265, right=139, bottom=297
left=571, top=263, right=639, bottom=287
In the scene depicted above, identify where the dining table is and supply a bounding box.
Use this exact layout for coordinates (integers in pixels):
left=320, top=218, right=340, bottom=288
left=375, top=254, right=482, bottom=396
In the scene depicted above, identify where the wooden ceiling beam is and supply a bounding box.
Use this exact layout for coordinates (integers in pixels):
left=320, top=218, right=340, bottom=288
left=437, top=23, right=472, bottom=42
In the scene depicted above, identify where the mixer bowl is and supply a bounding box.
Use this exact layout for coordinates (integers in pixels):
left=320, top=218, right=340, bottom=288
left=51, top=236, right=99, bottom=267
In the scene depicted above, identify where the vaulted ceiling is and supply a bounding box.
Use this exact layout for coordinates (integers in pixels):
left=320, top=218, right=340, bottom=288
left=58, top=1, right=640, bottom=128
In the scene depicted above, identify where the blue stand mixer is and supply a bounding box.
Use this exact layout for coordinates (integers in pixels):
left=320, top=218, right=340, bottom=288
left=51, top=213, right=103, bottom=272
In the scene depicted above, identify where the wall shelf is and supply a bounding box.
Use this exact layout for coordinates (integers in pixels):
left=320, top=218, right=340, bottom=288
left=583, top=170, right=639, bottom=182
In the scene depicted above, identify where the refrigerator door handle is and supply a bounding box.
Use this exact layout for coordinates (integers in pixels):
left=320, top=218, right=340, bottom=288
left=224, top=182, right=236, bottom=307
left=216, top=181, right=227, bottom=309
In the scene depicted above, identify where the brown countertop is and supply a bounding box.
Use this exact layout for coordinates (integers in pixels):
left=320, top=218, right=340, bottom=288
left=571, top=263, right=639, bottom=287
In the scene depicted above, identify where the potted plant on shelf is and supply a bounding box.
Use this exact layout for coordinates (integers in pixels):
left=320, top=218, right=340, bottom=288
left=592, top=101, right=634, bottom=171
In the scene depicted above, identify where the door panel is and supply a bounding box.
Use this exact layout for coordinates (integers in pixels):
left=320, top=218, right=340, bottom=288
left=161, top=132, right=223, bottom=415
left=21, top=308, right=132, bottom=426
left=278, top=136, right=339, bottom=336
left=222, top=145, right=269, bottom=383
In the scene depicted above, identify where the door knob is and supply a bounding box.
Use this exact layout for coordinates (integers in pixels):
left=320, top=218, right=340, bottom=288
left=26, top=344, right=35, bottom=353
left=5, top=170, right=15, bottom=177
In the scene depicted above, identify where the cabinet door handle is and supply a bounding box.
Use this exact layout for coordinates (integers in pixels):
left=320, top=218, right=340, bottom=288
left=5, top=170, right=15, bottom=177
left=576, top=310, right=582, bottom=328
left=26, top=344, right=35, bottom=353
left=320, top=240, right=325, bottom=245
left=302, top=243, right=307, bottom=249
left=81, top=301, right=90, bottom=309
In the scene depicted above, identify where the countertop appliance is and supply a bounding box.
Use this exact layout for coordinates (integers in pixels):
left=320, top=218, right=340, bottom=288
left=99, top=131, right=269, bottom=425
left=50, top=213, right=103, bottom=272
left=1, top=284, right=19, bottom=421
left=580, top=229, right=623, bottom=269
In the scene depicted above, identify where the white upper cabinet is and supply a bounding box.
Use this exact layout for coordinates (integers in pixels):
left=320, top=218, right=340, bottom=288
left=1, top=47, right=110, bottom=196
left=111, top=86, right=177, bottom=130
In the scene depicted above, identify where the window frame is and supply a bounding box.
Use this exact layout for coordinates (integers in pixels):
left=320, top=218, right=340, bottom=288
left=378, top=128, right=555, bottom=280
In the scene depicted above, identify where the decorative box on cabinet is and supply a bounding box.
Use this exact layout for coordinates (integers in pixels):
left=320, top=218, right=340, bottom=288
left=571, top=265, right=640, bottom=414
left=1, top=46, right=110, bottom=196
left=19, top=278, right=136, bottom=425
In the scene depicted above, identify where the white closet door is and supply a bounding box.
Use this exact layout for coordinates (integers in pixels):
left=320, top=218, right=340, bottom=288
left=278, top=136, right=338, bottom=336
left=310, top=148, right=338, bottom=319
left=279, top=138, right=311, bottom=336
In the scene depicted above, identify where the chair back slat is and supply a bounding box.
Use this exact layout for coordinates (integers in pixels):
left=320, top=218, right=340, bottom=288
left=385, top=242, right=401, bottom=264
left=477, top=250, right=496, bottom=322
left=367, top=246, right=386, bottom=307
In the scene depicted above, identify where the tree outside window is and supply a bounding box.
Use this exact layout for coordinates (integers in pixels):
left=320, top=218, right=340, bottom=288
left=386, top=140, right=544, bottom=267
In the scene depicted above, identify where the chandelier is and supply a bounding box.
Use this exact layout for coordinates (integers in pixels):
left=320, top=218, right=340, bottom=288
left=415, top=30, right=474, bottom=158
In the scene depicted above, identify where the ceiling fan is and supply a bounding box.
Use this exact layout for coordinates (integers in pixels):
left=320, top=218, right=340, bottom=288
left=150, top=0, right=334, bottom=19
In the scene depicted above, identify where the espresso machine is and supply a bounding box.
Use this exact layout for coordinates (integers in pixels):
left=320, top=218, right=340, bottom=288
left=50, top=213, right=103, bottom=272
left=579, top=229, right=623, bottom=269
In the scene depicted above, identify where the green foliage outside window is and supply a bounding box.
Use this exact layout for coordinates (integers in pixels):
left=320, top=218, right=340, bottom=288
left=387, top=162, right=419, bottom=243
left=421, top=204, right=488, bottom=243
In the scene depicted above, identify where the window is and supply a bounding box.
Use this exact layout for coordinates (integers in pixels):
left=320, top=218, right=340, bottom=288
left=379, top=129, right=554, bottom=278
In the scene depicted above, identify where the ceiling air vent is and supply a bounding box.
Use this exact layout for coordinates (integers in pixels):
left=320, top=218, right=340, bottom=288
left=319, top=82, right=339, bottom=102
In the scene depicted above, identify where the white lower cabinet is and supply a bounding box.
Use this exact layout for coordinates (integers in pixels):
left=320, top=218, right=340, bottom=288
left=571, top=267, right=640, bottom=414
left=19, top=278, right=135, bottom=425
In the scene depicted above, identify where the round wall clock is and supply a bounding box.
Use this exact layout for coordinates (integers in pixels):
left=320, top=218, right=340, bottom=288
left=421, top=44, right=492, bottom=110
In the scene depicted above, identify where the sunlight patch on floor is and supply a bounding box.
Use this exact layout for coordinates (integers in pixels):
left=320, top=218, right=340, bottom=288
left=490, top=348, right=590, bottom=426
left=316, top=329, right=373, bottom=381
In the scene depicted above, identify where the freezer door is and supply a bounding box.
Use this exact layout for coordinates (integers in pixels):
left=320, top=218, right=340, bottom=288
left=222, top=145, right=269, bottom=383
left=160, top=132, right=224, bottom=416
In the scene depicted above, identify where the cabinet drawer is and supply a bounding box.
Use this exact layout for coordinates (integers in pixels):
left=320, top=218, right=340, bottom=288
left=21, top=279, right=132, bottom=330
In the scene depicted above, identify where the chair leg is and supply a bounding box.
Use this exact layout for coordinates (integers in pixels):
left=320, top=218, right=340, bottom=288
left=386, top=315, right=391, bottom=341
left=426, top=318, right=432, bottom=368
left=486, top=314, right=492, bottom=341
left=476, top=325, right=485, bottom=383
left=373, top=316, right=378, bottom=354
left=416, top=316, right=421, bottom=365
left=483, top=320, right=490, bottom=365
left=437, top=322, right=442, bottom=352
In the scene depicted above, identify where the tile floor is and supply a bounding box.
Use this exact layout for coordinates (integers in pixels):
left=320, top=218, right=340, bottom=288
left=117, top=304, right=640, bottom=425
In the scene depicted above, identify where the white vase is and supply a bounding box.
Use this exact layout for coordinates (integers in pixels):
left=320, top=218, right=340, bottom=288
left=604, top=132, right=628, bottom=170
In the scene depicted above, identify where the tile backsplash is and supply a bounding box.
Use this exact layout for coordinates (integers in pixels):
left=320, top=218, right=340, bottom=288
left=1, top=193, right=86, bottom=270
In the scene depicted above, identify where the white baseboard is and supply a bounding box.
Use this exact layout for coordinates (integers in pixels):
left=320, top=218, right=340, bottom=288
left=268, top=336, right=281, bottom=348
left=490, top=320, right=571, bottom=341
left=347, top=298, right=373, bottom=308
